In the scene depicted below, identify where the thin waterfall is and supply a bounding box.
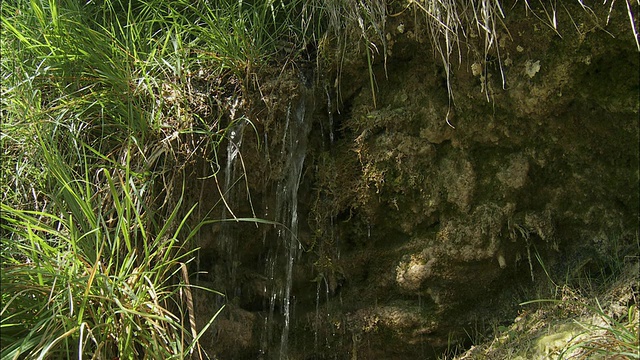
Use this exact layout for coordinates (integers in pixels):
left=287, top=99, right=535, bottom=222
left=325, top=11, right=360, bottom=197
left=223, top=121, right=246, bottom=203
left=221, top=119, right=247, bottom=292
left=275, top=90, right=314, bottom=359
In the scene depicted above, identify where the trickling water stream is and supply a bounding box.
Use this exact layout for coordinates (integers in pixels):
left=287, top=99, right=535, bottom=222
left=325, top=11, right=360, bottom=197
left=221, top=119, right=247, bottom=292
left=254, top=88, right=315, bottom=359
left=279, top=92, right=313, bottom=359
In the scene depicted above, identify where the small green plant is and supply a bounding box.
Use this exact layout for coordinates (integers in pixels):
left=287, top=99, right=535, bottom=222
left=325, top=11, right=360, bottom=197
left=560, top=300, right=639, bottom=359
left=518, top=233, right=640, bottom=359
left=519, top=297, right=640, bottom=359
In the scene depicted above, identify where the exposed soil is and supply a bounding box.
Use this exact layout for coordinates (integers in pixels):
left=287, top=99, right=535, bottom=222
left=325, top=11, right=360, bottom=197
left=192, top=3, right=639, bottom=359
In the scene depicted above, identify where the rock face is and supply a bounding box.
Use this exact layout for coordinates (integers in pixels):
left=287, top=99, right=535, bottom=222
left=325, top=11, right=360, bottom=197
left=194, top=3, right=639, bottom=359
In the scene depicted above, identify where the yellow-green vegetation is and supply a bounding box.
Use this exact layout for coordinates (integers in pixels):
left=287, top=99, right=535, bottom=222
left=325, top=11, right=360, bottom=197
left=0, top=0, right=337, bottom=357
left=0, top=1, right=220, bottom=357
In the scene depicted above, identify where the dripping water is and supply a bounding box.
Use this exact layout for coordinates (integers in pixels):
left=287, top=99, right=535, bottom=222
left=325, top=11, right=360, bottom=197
left=224, top=121, right=246, bottom=205
left=314, top=279, right=321, bottom=353
left=221, top=119, right=247, bottom=293
left=277, top=92, right=313, bottom=359
left=259, top=88, right=314, bottom=359
left=313, top=275, right=332, bottom=355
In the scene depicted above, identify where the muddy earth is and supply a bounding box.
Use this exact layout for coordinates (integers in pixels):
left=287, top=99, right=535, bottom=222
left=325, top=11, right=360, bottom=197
left=189, top=3, right=639, bottom=359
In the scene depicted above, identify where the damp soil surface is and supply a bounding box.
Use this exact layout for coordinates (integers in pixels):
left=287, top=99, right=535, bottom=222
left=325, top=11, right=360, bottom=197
left=191, top=3, right=639, bottom=359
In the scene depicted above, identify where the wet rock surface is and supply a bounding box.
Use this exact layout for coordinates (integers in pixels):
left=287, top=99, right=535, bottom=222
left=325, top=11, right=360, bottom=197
left=194, top=3, right=639, bottom=359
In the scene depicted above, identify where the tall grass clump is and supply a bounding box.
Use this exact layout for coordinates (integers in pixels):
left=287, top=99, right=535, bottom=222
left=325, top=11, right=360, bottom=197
left=561, top=300, right=639, bottom=359
left=0, top=0, right=236, bottom=357
left=172, top=0, right=329, bottom=71
left=0, top=133, right=221, bottom=358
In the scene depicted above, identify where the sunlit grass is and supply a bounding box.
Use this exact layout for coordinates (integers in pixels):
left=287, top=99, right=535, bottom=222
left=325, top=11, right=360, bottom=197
left=1, top=0, right=328, bottom=356
left=0, top=119, right=226, bottom=357
left=0, top=0, right=232, bottom=357
left=561, top=300, right=639, bottom=359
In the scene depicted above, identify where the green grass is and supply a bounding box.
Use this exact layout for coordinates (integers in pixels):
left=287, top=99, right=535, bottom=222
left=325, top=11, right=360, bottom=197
left=0, top=140, right=217, bottom=358
left=518, top=297, right=639, bottom=359
left=0, top=70, right=223, bottom=357
left=560, top=300, right=639, bottom=359
left=0, top=0, right=233, bottom=357
left=516, top=234, right=640, bottom=359
left=1, top=0, right=330, bottom=356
